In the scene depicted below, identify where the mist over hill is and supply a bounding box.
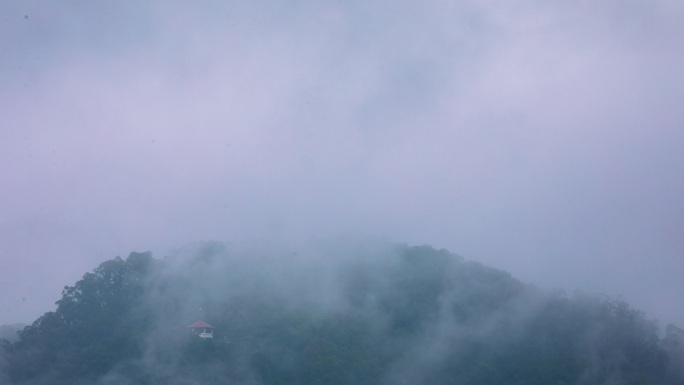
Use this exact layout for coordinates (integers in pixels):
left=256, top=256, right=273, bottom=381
left=2, top=241, right=683, bottom=385
left=0, top=325, right=24, bottom=344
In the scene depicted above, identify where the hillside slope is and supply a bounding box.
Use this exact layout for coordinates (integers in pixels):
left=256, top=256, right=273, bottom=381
left=2, top=242, right=683, bottom=385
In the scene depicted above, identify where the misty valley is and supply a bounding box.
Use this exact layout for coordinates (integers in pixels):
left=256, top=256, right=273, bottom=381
left=1, top=242, right=683, bottom=385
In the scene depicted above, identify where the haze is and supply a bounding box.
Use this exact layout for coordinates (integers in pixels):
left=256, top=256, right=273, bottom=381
left=1, top=1, right=683, bottom=328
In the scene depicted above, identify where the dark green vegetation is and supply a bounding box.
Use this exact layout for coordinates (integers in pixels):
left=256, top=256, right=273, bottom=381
left=2, top=243, right=683, bottom=385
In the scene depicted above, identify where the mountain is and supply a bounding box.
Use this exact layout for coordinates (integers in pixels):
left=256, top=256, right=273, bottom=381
left=2, top=242, right=683, bottom=385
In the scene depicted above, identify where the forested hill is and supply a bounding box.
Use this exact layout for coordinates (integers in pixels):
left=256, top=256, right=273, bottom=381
left=1, top=243, right=683, bottom=385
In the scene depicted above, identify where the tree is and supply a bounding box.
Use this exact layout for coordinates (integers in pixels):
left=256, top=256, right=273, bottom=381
left=7, top=252, right=156, bottom=384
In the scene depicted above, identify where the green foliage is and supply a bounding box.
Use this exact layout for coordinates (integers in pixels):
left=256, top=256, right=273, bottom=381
left=3, top=244, right=683, bottom=385
left=7, top=252, right=156, bottom=384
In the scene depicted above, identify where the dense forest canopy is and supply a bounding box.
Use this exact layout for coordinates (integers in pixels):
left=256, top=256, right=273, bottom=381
left=1, top=242, right=683, bottom=385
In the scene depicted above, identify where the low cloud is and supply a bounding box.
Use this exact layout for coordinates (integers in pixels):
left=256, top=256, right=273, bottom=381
left=1, top=0, right=683, bottom=330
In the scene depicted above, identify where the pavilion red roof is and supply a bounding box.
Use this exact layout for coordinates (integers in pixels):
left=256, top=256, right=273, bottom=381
left=188, top=320, right=214, bottom=328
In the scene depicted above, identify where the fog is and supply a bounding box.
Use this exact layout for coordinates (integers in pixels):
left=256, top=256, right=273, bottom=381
left=6, top=241, right=680, bottom=384
left=1, top=0, right=684, bottom=330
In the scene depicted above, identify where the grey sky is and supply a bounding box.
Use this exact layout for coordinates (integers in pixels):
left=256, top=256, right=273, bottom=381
left=1, top=1, right=683, bottom=327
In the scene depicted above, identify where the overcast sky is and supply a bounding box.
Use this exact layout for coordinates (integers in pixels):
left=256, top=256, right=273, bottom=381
left=1, top=1, right=683, bottom=327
